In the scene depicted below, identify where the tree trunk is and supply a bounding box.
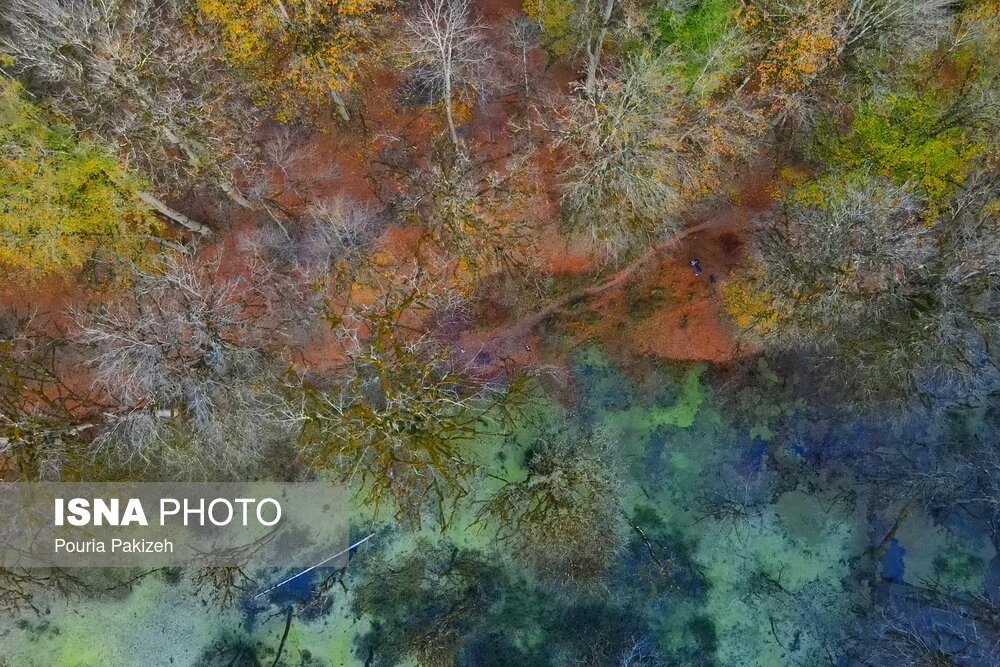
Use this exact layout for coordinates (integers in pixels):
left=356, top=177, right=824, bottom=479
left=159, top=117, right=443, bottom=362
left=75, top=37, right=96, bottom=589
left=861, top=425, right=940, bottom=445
left=161, top=127, right=255, bottom=210
left=216, top=178, right=257, bottom=210
left=584, top=0, right=617, bottom=97
left=522, top=46, right=530, bottom=97
left=274, top=0, right=292, bottom=22
left=330, top=88, right=351, bottom=122
left=444, top=79, right=459, bottom=148
left=142, top=235, right=190, bottom=254
left=136, top=192, right=212, bottom=236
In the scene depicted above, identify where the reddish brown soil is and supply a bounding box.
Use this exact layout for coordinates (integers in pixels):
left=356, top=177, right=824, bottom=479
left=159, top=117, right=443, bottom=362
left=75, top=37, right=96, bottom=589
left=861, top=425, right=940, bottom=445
left=597, top=177, right=771, bottom=366
left=535, top=227, right=598, bottom=275
left=478, top=0, right=524, bottom=21
left=601, top=212, right=749, bottom=364
left=0, top=274, right=84, bottom=322
left=451, top=163, right=777, bottom=377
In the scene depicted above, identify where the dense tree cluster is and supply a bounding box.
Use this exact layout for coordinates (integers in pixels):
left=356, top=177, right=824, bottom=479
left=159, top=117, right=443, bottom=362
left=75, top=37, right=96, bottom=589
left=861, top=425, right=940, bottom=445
left=727, top=37, right=1000, bottom=406
left=479, top=430, right=625, bottom=581
left=0, top=0, right=261, bottom=216
left=1, top=0, right=1000, bottom=663
left=0, top=79, right=159, bottom=273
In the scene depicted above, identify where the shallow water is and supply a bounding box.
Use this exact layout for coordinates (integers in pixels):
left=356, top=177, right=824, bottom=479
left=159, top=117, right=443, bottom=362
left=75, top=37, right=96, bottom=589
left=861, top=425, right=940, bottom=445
left=3, top=344, right=996, bottom=666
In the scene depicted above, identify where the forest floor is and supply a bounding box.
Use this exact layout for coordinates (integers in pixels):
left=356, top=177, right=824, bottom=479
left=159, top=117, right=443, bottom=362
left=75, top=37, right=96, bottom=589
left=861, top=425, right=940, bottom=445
left=258, top=65, right=773, bottom=382
left=452, top=170, right=775, bottom=382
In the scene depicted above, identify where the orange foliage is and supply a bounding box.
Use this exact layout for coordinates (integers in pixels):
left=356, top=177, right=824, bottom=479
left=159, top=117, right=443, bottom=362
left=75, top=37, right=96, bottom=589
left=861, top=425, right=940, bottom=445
left=741, top=1, right=841, bottom=100
left=197, top=0, right=390, bottom=119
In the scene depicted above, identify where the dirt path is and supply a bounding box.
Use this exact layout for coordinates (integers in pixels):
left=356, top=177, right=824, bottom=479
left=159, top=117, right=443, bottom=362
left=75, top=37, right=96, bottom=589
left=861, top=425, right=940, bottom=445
left=454, top=205, right=751, bottom=373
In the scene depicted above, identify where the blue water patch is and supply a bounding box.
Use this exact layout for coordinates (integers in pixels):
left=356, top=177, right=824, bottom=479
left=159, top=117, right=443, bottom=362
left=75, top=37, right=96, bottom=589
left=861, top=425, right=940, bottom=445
left=881, top=539, right=906, bottom=582
left=646, top=427, right=668, bottom=472
left=269, top=568, right=320, bottom=605
left=745, top=437, right=769, bottom=468
left=242, top=567, right=334, bottom=624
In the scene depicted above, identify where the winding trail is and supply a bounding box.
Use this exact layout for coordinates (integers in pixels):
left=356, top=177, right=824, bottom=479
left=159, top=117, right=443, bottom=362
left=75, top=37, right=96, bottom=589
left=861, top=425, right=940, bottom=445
left=455, top=207, right=744, bottom=372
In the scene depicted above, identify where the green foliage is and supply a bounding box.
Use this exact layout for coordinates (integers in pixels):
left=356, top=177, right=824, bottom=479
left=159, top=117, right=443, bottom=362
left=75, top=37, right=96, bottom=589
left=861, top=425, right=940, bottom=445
left=657, top=0, right=742, bottom=88
left=659, top=0, right=735, bottom=51
left=0, top=78, right=159, bottom=274
left=933, top=544, right=987, bottom=592
left=523, top=0, right=576, bottom=55
left=657, top=364, right=708, bottom=428
left=806, top=87, right=984, bottom=212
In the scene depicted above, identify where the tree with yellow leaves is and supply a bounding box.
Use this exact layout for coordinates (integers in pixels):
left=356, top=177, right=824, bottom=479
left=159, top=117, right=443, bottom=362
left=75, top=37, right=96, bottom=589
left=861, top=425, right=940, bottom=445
left=197, top=0, right=392, bottom=122
left=1, top=0, right=261, bottom=217
left=0, top=79, right=159, bottom=275
left=738, top=0, right=953, bottom=124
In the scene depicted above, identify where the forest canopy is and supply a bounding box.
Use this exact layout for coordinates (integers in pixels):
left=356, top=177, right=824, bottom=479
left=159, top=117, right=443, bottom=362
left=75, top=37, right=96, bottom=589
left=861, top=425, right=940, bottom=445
left=0, top=0, right=999, bottom=664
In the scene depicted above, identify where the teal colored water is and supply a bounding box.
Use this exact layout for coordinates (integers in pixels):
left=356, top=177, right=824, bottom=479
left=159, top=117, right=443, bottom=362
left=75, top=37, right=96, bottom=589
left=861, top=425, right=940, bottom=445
left=1, top=345, right=995, bottom=666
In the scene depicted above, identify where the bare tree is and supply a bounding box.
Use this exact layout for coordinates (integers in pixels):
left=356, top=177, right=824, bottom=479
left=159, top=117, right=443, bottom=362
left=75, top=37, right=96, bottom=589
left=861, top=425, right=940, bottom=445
left=735, top=166, right=1000, bottom=406
left=299, top=283, right=472, bottom=519
left=618, top=637, right=662, bottom=667
left=508, top=15, right=541, bottom=99
left=525, top=0, right=622, bottom=96
left=0, top=0, right=262, bottom=226
left=477, top=430, right=625, bottom=582
left=236, top=195, right=384, bottom=300
left=402, top=149, right=538, bottom=277
left=0, top=313, right=96, bottom=481
left=405, top=0, right=492, bottom=148
left=352, top=540, right=503, bottom=666
left=867, top=425, right=1000, bottom=536
left=74, top=252, right=314, bottom=477
left=0, top=567, right=91, bottom=614
left=255, top=124, right=341, bottom=206
left=297, top=198, right=385, bottom=290
left=548, top=55, right=689, bottom=257
left=862, top=601, right=1000, bottom=666
left=835, top=0, right=954, bottom=59
left=293, top=277, right=529, bottom=526
left=751, top=176, right=929, bottom=345
left=301, top=200, right=382, bottom=265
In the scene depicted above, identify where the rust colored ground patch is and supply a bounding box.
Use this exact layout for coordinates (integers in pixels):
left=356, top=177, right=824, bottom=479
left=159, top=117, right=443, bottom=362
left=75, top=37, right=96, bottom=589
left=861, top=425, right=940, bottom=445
left=629, top=254, right=742, bottom=363
left=568, top=210, right=751, bottom=366
left=535, top=225, right=597, bottom=275
left=451, top=204, right=758, bottom=383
